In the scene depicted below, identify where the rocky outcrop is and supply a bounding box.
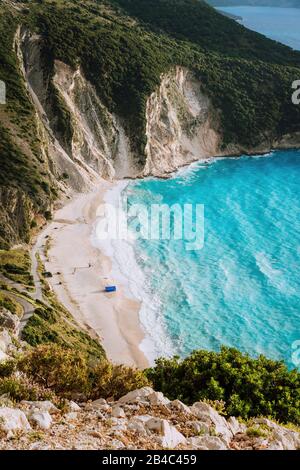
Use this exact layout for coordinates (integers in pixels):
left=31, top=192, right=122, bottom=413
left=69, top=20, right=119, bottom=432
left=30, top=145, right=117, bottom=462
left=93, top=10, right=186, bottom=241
left=143, top=66, right=300, bottom=177
left=0, top=408, right=31, bottom=437
left=16, top=30, right=300, bottom=186
left=53, top=61, right=137, bottom=180
left=0, top=186, right=33, bottom=248
left=2, top=29, right=297, bottom=251
left=0, top=329, right=13, bottom=362
left=17, top=28, right=100, bottom=192
left=144, top=67, right=222, bottom=177
left=0, top=388, right=299, bottom=450
left=18, top=28, right=138, bottom=187
left=0, top=307, right=20, bottom=332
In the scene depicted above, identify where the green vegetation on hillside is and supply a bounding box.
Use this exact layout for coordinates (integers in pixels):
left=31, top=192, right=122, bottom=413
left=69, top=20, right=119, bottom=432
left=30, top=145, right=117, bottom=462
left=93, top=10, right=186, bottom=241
left=0, top=246, right=105, bottom=359
left=113, top=0, right=300, bottom=64
left=0, top=6, right=55, bottom=248
left=0, top=0, right=300, bottom=248
left=22, top=302, right=105, bottom=360
left=25, top=0, right=300, bottom=151
left=1, top=343, right=299, bottom=428
left=146, top=347, right=300, bottom=424
left=0, top=344, right=149, bottom=401
left=21, top=279, right=105, bottom=359
left=0, top=249, right=33, bottom=286
left=0, top=291, right=23, bottom=317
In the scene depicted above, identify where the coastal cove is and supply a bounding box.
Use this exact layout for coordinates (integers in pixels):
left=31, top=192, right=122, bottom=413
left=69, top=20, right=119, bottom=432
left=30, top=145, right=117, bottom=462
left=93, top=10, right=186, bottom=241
left=1, top=0, right=300, bottom=453
left=38, top=149, right=300, bottom=369
left=32, top=182, right=149, bottom=369
left=28, top=0, right=300, bottom=368
left=95, top=150, right=300, bottom=368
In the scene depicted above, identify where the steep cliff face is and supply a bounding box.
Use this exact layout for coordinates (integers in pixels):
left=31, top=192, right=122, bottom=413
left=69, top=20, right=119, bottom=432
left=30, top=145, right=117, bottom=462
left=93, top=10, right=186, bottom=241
left=1, top=25, right=299, bottom=249
left=20, top=32, right=225, bottom=183
left=0, top=187, right=33, bottom=249
left=18, top=28, right=102, bottom=192
left=144, top=67, right=222, bottom=176
left=19, top=28, right=137, bottom=188
left=53, top=61, right=137, bottom=180
left=19, top=37, right=227, bottom=183
left=14, top=28, right=300, bottom=187
left=143, top=66, right=300, bottom=177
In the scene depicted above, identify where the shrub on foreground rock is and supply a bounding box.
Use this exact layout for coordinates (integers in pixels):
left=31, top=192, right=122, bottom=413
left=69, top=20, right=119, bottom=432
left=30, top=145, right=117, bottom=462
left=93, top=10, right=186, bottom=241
left=16, top=344, right=149, bottom=401
left=146, top=347, right=300, bottom=424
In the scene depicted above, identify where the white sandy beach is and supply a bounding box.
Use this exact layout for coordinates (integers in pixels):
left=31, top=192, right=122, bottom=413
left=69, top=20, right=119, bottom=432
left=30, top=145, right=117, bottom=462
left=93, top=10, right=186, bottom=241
left=34, top=180, right=149, bottom=369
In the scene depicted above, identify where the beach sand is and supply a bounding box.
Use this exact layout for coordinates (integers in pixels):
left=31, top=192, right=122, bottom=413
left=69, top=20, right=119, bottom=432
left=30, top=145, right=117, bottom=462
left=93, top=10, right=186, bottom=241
left=34, top=180, right=148, bottom=369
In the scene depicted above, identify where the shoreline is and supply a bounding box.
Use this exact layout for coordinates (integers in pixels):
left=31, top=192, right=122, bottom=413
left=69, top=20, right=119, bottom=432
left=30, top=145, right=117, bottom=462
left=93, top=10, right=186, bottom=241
left=31, top=148, right=298, bottom=370
left=34, top=180, right=149, bottom=369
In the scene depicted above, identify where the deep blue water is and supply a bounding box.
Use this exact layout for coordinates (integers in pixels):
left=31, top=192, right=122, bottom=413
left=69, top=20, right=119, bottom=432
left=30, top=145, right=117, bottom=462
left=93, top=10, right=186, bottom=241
left=124, top=150, right=300, bottom=367
left=218, top=6, right=300, bottom=50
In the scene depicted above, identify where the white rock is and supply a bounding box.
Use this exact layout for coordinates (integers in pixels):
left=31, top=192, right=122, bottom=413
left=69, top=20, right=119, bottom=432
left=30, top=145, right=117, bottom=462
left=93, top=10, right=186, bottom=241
left=110, top=418, right=127, bottom=432
left=66, top=401, right=81, bottom=412
left=29, top=411, right=52, bottom=430
left=0, top=350, right=9, bottom=363
left=111, top=405, right=125, bottom=418
left=148, top=391, right=170, bottom=407
left=171, top=399, right=191, bottom=414
left=189, top=435, right=228, bottom=450
left=136, top=415, right=153, bottom=422
left=110, top=439, right=125, bottom=449
left=123, top=404, right=140, bottom=412
left=255, top=437, right=269, bottom=449
left=118, top=387, right=154, bottom=404
left=29, top=443, right=51, bottom=450
left=127, top=415, right=153, bottom=435
left=187, top=437, right=208, bottom=449
left=91, top=398, right=107, bottom=406
left=128, top=418, right=148, bottom=435
left=64, top=412, right=78, bottom=421
left=146, top=417, right=186, bottom=449
left=0, top=407, right=31, bottom=435
left=22, top=400, right=58, bottom=414
left=191, top=402, right=233, bottom=444
left=88, top=399, right=110, bottom=411
left=227, top=416, right=246, bottom=435
left=266, top=441, right=284, bottom=450
left=253, top=418, right=300, bottom=450
left=190, top=421, right=210, bottom=435
left=0, top=330, right=11, bottom=353
left=272, top=429, right=300, bottom=450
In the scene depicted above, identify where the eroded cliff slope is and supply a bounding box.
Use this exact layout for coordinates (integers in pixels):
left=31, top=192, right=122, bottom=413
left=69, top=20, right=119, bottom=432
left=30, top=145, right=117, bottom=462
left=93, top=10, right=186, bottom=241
left=1, top=0, right=300, bottom=248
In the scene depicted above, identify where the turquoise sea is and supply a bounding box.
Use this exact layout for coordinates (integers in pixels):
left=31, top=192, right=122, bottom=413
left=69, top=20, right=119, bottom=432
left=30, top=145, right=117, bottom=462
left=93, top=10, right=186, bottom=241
left=123, top=151, right=300, bottom=367
left=218, top=6, right=300, bottom=50
left=107, top=8, right=300, bottom=367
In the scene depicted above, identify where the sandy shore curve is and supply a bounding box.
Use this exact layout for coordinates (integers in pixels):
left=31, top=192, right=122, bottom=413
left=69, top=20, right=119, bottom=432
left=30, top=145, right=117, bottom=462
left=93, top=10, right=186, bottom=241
left=34, top=180, right=149, bottom=369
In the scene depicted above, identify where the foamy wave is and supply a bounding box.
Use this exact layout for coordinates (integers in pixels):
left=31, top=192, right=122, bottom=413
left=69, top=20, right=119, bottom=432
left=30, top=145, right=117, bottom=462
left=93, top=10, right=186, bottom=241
left=91, top=180, right=175, bottom=365
left=254, top=251, right=295, bottom=295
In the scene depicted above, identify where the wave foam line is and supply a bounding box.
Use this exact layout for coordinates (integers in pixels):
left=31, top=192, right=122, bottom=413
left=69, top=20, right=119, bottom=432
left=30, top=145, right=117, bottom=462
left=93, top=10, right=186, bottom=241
left=91, top=180, right=175, bottom=365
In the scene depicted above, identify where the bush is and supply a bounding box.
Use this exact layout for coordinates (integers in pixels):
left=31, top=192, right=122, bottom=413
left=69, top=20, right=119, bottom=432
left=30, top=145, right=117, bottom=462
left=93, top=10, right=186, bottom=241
left=146, top=347, right=300, bottom=424
left=18, top=344, right=89, bottom=398
left=0, top=359, right=16, bottom=378
left=89, top=361, right=150, bottom=401
left=22, top=303, right=105, bottom=359
left=18, top=344, right=150, bottom=400
left=0, top=374, right=54, bottom=402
